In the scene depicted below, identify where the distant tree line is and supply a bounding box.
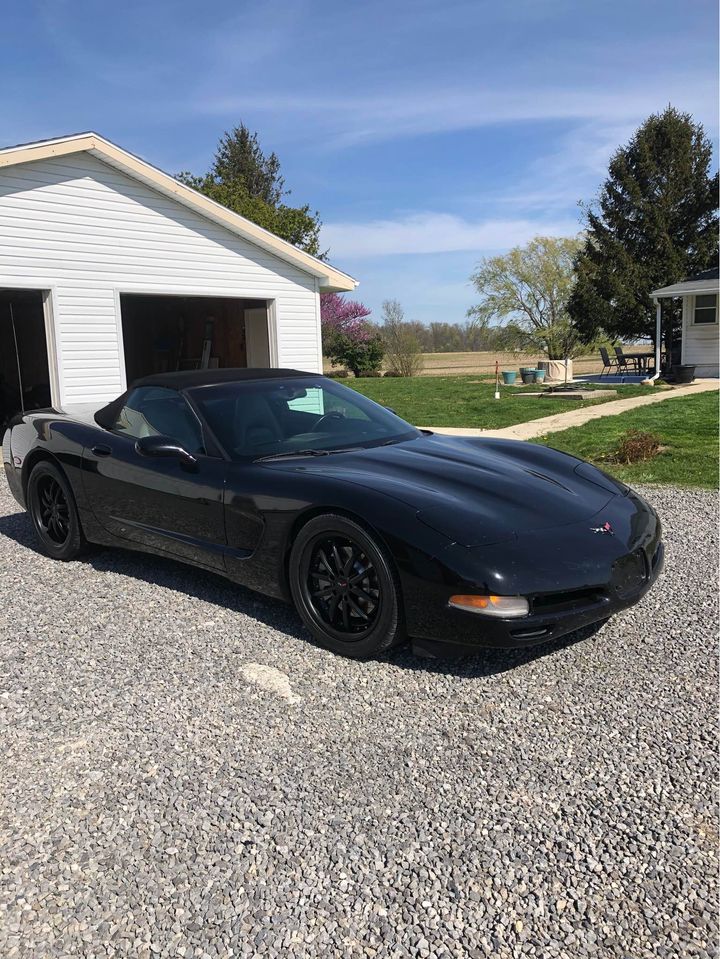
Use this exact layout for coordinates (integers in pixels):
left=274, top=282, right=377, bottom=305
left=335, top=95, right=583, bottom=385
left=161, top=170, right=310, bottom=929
left=373, top=318, right=511, bottom=354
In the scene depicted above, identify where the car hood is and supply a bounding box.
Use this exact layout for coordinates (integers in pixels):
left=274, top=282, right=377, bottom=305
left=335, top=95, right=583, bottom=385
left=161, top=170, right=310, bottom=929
left=300, top=433, right=621, bottom=546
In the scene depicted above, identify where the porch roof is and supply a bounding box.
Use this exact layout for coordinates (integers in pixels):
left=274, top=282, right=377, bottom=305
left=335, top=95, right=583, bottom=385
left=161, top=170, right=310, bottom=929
left=652, top=267, right=719, bottom=299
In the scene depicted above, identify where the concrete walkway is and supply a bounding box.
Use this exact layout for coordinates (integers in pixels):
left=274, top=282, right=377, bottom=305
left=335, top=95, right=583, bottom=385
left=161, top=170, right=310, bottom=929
left=422, top=380, right=719, bottom=441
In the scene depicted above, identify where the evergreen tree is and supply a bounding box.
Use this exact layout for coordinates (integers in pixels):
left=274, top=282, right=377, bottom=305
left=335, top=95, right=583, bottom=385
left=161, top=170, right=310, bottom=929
left=178, top=124, right=323, bottom=257
left=569, top=107, right=718, bottom=347
left=212, top=125, right=285, bottom=207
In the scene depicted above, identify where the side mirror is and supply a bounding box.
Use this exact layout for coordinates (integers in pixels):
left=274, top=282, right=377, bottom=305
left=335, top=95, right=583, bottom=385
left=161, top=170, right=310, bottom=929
left=135, top=434, right=197, bottom=469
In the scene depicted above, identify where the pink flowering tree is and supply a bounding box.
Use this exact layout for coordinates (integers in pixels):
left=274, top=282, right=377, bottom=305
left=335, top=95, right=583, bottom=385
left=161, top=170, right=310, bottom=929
left=320, top=293, right=384, bottom=376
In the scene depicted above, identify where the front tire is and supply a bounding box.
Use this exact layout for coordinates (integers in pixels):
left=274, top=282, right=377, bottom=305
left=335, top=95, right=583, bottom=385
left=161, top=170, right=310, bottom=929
left=27, top=461, right=86, bottom=560
left=289, top=514, right=403, bottom=658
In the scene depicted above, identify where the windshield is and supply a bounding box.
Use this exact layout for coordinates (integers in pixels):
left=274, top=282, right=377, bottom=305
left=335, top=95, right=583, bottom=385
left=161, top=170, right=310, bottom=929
left=188, top=377, right=420, bottom=461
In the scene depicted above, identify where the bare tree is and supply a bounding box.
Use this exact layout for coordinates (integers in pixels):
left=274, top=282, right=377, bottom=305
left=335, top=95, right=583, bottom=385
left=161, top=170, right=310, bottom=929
left=382, top=299, right=424, bottom=376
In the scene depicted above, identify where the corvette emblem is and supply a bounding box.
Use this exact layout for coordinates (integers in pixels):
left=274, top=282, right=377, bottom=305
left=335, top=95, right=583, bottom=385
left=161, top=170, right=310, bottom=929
left=590, top=521, right=614, bottom=536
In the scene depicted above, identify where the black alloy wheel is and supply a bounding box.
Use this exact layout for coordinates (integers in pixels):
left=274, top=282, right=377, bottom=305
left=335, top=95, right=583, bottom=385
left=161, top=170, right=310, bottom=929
left=28, top=461, right=86, bottom=560
left=307, top=535, right=381, bottom=636
left=35, top=474, right=70, bottom=545
left=289, top=514, right=403, bottom=658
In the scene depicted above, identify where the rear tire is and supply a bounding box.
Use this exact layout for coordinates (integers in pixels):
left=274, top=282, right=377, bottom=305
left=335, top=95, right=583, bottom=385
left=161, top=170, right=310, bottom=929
left=27, top=461, right=86, bottom=560
left=289, top=514, right=403, bottom=658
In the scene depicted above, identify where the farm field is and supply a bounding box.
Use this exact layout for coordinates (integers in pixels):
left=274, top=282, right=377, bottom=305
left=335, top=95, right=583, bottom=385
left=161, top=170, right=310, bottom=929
left=324, top=348, right=649, bottom=378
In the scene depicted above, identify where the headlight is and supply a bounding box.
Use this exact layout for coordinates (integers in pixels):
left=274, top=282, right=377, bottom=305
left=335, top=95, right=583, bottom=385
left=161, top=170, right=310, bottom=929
left=448, top=595, right=529, bottom=618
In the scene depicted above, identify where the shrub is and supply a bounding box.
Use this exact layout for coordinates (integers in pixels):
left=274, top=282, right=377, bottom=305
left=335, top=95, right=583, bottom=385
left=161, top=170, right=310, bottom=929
left=383, top=369, right=402, bottom=377
left=358, top=369, right=382, bottom=377
left=611, top=429, right=662, bottom=464
left=325, top=332, right=384, bottom=378
left=320, top=293, right=385, bottom=378
left=326, top=369, right=349, bottom=378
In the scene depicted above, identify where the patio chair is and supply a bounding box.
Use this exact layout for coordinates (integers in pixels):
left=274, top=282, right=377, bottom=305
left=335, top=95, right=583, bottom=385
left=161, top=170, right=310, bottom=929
left=614, top=345, right=636, bottom=373
left=599, top=346, right=618, bottom=377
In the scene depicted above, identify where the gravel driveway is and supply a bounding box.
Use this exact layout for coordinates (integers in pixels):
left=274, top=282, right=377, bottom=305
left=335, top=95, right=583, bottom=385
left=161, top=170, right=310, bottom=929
left=0, top=482, right=717, bottom=959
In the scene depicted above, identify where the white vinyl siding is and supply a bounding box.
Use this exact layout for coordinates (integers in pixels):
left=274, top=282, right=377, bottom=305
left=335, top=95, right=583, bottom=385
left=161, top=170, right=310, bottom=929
left=682, top=294, right=719, bottom=376
left=0, top=153, right=323, bottom=405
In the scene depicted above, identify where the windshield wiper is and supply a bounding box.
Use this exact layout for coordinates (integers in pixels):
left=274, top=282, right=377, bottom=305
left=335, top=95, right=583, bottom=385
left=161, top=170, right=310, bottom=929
left=255, top=446, right=364, bottom=463
left=254, top=449, right=331, bottom=462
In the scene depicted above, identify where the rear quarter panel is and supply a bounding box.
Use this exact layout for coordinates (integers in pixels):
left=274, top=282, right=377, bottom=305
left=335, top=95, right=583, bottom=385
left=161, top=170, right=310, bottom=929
left=3, top=413, right=105, bottom=525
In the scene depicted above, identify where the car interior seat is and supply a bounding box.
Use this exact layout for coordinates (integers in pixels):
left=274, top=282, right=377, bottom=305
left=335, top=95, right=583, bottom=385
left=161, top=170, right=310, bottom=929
left=232, top=394, right=284, bottom=452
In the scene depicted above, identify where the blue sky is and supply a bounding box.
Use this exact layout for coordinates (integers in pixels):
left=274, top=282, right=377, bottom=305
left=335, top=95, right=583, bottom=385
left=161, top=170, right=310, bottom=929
left=1, top=0, right=717, bottom=324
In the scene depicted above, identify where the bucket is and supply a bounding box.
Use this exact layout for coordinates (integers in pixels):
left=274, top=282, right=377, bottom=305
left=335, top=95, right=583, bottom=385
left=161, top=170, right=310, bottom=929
left=501, top=371, right=517, bottom=385
left=534, top=369, right=546, bottom=383
left=521, top=370, right=536, bottom=384
left=672, top=364, right=695, bottom=384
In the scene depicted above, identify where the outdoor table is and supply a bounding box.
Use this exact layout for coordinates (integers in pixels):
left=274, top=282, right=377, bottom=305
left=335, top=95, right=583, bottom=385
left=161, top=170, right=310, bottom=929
left=621, top=352, right=654, bottom=374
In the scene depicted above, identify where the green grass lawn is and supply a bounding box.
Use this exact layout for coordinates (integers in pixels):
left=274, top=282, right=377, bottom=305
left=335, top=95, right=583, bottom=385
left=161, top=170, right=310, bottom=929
left=535, top=391, right=719, bottom=488
left=347, top=376, right=651, bottom=429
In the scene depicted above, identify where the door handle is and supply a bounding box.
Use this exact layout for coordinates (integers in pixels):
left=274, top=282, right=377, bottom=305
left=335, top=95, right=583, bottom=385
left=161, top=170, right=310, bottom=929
left=91, top=444, right=112, bottom=457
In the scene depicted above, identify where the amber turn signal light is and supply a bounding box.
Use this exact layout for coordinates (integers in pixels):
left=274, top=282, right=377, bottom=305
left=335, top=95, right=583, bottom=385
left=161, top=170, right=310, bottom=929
left=448, top=595, right=530, bottom=618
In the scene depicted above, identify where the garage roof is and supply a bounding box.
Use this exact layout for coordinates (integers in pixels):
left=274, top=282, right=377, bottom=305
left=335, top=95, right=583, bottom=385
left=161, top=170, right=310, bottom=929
left=0, top=132, right=358, bottom=294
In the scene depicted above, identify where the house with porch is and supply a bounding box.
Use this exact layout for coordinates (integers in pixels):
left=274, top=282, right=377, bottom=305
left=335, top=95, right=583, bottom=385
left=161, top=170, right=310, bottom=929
left=652, top=267, right=719, bottom=378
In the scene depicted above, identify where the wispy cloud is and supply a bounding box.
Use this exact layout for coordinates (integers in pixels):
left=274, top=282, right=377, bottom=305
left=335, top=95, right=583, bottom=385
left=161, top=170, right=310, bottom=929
left=195, top=75, right=717, bottom=148
left=469, top=120, right=643, bottom=216
left=322, top=212, right=580, bottom=258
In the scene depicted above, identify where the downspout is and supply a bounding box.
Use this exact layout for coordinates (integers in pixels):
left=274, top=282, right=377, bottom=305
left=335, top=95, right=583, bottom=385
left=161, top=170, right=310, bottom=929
left=648, top=298, right=662, bottom=382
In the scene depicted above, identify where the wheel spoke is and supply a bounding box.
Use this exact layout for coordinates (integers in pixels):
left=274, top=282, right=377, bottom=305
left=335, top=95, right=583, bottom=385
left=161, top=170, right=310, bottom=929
left=341, top=598, right=350, bottom=631
left=343, top=546, right=357, bottom=576
left=316, top=549, right=333, bottom=576
left=349, top=566, right=371, bottom=585
left=331, top=543, right=344, bottom=576
left=311, top=586, right=335, bottom=600
left=327, top=592, right=341, bottom=622
left=310, top=570, right=331, bottom=581
left=350, top=585, right=375, bottom=605
left=347, top=597, right=369, bottom=620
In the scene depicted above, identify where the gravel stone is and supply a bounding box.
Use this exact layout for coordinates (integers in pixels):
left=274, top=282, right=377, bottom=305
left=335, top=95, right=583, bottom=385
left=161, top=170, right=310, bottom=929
left=0, top=482, right=717, bottom=958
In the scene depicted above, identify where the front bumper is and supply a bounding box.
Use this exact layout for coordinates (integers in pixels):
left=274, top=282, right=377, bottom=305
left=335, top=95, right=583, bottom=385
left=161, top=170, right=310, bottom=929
left=400, top=491, right=664, bottom=649
left=434, top=541, right=664, bottom=650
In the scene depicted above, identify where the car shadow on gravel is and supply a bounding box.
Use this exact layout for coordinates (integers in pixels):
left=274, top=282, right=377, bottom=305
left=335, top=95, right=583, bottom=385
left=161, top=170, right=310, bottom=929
left=0, top=510, right=604, bottom=678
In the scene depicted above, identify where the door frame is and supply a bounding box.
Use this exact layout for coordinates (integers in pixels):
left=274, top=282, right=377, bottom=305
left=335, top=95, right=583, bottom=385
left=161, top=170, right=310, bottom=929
left=113, top=286, right=278, bottom=391
left=0, top=283, right=61, bottom=409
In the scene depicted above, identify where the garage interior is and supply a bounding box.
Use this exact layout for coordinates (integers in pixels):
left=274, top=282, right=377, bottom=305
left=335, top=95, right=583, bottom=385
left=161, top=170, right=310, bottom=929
left=120, top=294, right=270, bottom=384
left=0, top=288, right=52, bottom=429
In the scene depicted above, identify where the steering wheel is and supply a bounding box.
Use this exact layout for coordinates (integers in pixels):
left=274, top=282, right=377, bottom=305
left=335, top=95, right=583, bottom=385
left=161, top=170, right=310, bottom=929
left=314, top=410, right=346, bottom=431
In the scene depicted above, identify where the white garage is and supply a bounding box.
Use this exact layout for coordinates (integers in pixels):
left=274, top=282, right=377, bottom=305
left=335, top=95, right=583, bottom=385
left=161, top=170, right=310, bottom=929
left=0, top=132, right=356, bottom=427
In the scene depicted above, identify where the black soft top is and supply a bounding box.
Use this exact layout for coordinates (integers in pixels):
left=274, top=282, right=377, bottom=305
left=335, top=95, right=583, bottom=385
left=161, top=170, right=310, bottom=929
left=133, top=367, right=312, bottom=390
left=94, top=367, right=315, bottom=429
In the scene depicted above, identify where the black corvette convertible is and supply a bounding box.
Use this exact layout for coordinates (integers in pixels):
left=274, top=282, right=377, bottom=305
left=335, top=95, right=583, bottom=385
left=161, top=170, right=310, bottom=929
left=2, top=368, right=663, bottom=658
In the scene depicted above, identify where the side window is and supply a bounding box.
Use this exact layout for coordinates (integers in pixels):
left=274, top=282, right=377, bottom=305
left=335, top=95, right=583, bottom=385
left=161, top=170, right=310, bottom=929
left=694, top=294, right=717, bottom=325
left=112, top=387, right=205, bottom=454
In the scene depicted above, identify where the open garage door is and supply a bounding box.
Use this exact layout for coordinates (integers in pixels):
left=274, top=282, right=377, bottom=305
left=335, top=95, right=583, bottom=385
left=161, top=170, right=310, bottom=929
left=0, top=289, right=52, bottom=431
left=120, top=294, right=270, bottom=384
